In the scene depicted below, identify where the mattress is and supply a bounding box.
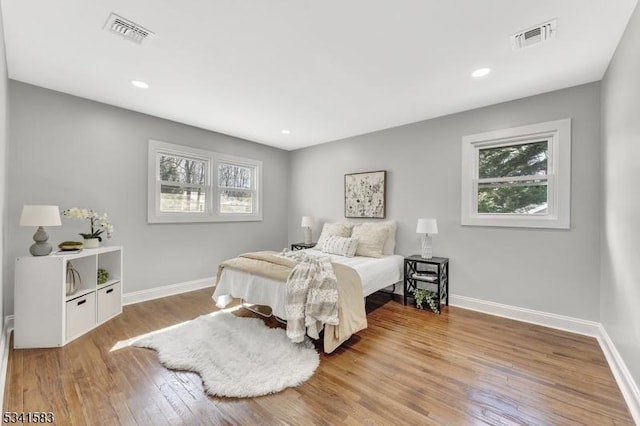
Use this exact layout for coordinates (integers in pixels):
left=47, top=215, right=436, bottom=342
left=213, top=249, right=403, bottom=318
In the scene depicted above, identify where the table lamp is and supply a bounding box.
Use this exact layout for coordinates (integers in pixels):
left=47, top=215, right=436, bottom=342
left=416, top=218, right=438, bottom=259
left=301, top=216, right=313, bottom=244
left=19, top=205, right=62, bottom=256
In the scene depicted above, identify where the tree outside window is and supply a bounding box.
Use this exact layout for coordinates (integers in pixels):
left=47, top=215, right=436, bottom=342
left=148, top=140, right=262, bottom=223
left=461, top=119, right=571, bottom=229
left=477, top=141, right=548, bottom=214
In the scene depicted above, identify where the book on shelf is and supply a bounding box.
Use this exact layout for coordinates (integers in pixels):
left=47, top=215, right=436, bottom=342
left=412, top=273, right=437, bottom=282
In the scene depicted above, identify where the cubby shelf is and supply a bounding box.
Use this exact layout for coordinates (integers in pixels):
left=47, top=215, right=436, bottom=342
left=15, top=246, right=123, bottom=348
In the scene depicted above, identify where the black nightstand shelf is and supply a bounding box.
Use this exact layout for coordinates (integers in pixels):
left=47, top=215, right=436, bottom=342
left=403, top=255, right=449, bottom=313
left=291, top=242, right=316, bottom=251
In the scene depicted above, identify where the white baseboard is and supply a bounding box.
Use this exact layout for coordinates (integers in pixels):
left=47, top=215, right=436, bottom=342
left=597, top=325, right=640, bottom=424
left=0, top=315, right=14, bottom=409
left=123, top=277, right=215, bottom=306
left=450, top=294, right=639, bottom=423
left=449, top=294, right=601, bottom=336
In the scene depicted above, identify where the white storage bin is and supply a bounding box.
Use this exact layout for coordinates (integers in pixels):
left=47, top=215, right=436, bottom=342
left=97, top=282, right=122, bottom=323
left=65, top=292, right=97, bottom=342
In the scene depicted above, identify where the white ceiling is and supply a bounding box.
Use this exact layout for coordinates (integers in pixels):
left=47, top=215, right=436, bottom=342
left=1, top=1, right=637, bottom=150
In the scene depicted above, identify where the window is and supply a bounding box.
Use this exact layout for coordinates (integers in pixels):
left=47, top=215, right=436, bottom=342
left=158, top=152, right=208, bottom=214
left=217, top=160, right=258, bottom=215
left=148, top=140, right=262, bottom=223
left=461, top=119, right=571, bottom=229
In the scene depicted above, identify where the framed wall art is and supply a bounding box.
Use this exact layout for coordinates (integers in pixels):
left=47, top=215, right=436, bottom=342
left=344, top=170, right=386, bottom=218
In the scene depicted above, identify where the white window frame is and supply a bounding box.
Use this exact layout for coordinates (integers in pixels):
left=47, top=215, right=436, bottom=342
left=461, top=119, right=571, bottom=229
left=148, top=140, right=263, bottom=223
left=214, top=154, right=260, bottom=219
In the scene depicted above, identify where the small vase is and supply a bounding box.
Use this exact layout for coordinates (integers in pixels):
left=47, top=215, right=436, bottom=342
left=83, top=238, right=100, bottom=249
left=66, top=261, right=81, bottom=296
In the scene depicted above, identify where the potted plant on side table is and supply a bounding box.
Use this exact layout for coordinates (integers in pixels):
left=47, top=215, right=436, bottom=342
left=412, top=288, right=440, bottom=314
left=62, top=208, right=114, bottom=249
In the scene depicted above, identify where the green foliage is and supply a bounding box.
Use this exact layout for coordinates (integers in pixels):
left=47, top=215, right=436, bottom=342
left=97, top=268, right=109, bottom=285
left=478, top=141, right=549, bottom=214
left=478, top=184, right=547, bottom=214
left=412, top=288, right=440, bottom=314
left=479, top=141, right=547, bottom=178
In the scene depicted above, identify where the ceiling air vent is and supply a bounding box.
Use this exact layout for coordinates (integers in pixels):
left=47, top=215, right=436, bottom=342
left=103, top=13, right=155, bottom=45
left=511, top=20, right=556, bottom=50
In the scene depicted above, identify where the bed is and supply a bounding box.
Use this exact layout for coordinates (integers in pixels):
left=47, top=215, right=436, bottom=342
left=212, top=221, right=403, bottom=352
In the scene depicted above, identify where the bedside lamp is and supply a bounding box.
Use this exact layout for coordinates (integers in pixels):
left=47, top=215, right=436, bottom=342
left=301, top=216, right=314, bottom=244
left=19, top=205, right=61, bottom=256
left=416, top=218, right=438, bottom=259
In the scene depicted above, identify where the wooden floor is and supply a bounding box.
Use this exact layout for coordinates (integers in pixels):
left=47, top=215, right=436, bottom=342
left=3, top=288, right=634, bottom=425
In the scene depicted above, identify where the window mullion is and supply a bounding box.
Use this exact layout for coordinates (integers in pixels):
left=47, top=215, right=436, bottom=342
left=477, top=175, right=549, bottom=184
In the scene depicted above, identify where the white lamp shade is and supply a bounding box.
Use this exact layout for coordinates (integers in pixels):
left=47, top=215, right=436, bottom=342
left=301, top=216, right=314, bottom=227
left=19, top=205, right=62, bottom=227
left=416, top=218, right=438, bottom=234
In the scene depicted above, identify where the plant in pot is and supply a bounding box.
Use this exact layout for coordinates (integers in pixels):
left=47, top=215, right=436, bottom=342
left=412, top=288, right=440, bottom=314
left=97, top=268, right=109, bottom=285
left=62, top=208, right=114, bottom=249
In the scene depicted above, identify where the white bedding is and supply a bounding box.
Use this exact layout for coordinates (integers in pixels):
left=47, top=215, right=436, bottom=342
left=213, top=248, right=403, bottom=318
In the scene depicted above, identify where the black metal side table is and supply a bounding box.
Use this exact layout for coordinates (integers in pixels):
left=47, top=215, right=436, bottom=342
left=290, top=242, right=316, bottom=251
left=403, top=255, right=449, bottom=313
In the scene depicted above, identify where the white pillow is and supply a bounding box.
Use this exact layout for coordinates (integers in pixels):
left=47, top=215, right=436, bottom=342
left=380, top=220, right=397, bottom=255
left=345, top=221, right=396, bottom=255
left=351, top=223, right=388, bottom=258
left=321, top=236, right=359, bottom=257
left=314, top=222, right=353, bottom=249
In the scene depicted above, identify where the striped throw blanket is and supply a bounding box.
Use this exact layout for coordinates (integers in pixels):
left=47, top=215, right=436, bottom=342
left=280, top=250, right=339, bottom=342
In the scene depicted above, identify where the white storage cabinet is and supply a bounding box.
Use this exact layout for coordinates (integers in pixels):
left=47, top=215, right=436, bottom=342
left=14, top=246, right=123, bottom=348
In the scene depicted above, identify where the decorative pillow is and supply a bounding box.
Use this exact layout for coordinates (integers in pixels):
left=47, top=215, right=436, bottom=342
left=321, top=236, right=359, bottom=257
left=380, top=220, right=397, bottom=255
left=314, top=222, right=353, bottom=249
left=343, top=220, right=396, bottom=255
left=351, top=222, right=388, bottom=258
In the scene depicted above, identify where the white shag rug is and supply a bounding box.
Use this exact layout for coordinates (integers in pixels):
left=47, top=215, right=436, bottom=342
left=132, top=311, right=319, bottom=398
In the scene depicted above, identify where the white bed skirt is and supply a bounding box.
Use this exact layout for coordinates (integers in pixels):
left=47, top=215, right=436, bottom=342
left=212, top=249, right=403, bottom=318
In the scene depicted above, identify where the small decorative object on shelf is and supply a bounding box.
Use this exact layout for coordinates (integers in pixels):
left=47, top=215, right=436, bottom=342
left=411, top=272, right=437, bottom=282
left=62, top=208, right=114, bottom=249
left=84, top=238, right=100, bottom=249
left=66, top=261, right=81, bottom=296
left=97, top=268, right=109, bottom=285
left=58, top=241, right=84, bottom=251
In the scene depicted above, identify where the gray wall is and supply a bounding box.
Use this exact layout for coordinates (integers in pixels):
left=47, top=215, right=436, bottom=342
left=5, top=81, right=290, bottom=315
left=289, top=83, right=602, bottom=320
left=0, top=5, right=8, bottom=325
left=601, top=3, right=640, bottom=386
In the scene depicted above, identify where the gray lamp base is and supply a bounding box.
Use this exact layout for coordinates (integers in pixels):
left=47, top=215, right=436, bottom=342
left=29, top=226, right=52, bottom=256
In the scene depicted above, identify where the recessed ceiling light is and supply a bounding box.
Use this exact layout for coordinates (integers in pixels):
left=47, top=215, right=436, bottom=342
left=131, top=80, right=149, bottom=89
left=281, top=129, right=291, bottom=135
left=471, top=68, right=491, bottom=78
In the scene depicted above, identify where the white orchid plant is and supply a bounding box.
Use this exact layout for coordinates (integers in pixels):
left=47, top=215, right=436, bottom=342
left=62, top=208, right=114, bottom=241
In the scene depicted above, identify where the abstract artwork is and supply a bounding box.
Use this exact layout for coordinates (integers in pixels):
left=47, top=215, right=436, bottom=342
left=344, top=170, right=386, bottom=218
